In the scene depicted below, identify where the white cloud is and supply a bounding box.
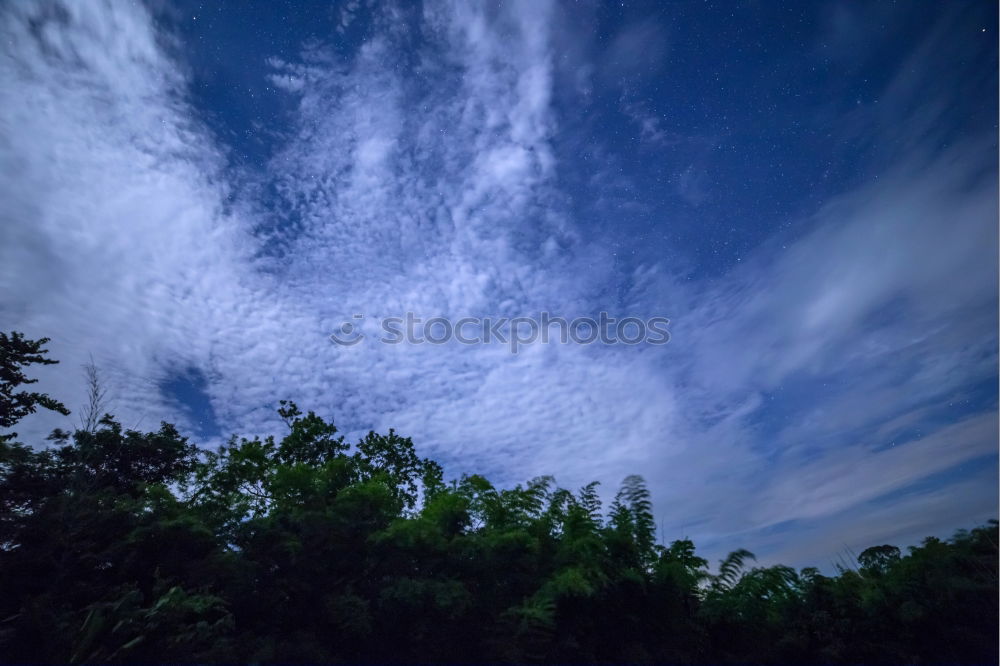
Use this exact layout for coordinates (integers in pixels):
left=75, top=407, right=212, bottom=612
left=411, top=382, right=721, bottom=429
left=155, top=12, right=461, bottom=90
left=1, top=0, right=995, bottom=565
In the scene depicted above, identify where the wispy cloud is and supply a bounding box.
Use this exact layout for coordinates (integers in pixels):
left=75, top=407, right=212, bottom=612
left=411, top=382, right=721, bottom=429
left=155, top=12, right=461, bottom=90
left=1, top=0, right=994, bottom=565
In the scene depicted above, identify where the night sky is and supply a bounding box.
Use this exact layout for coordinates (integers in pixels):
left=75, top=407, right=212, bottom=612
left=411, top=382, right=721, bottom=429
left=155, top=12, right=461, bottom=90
left=2, top=0, right=997, bottom=567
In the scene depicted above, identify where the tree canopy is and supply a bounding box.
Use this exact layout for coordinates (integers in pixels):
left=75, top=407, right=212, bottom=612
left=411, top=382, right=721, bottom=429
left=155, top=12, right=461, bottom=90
left=0, top=332, right=996, bottom=663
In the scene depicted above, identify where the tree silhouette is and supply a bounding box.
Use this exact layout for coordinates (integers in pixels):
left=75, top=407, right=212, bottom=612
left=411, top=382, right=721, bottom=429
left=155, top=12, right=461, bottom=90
left=0, top=332, right=69, bottom=442
left=0, top=331, right=996, bottom=663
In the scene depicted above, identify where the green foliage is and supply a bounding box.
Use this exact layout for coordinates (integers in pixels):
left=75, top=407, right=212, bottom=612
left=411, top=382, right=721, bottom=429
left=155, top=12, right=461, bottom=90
left=857, top=543, right=901, bottom=575
left=70, top=584, right=233, bottom=663
left=0, top=334, right=996, bottom=663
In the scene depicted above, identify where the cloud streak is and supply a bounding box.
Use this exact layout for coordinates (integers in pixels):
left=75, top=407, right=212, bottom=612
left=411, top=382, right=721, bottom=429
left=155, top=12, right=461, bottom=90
left=1, top=0, right=995, bottom=565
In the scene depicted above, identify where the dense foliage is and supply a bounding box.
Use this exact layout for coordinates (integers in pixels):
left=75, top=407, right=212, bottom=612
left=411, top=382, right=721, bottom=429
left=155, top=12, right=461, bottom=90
left=1, top=333, right=996, bottom=663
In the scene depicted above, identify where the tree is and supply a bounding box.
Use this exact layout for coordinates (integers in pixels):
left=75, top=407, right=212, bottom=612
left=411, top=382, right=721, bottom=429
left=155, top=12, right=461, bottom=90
left=0, top=336, right=997, bottom=663
left=78, top=356, right=111, bottom=434
left=857, top=544, right=900, bottom=575
left=0, top=331, right=69, bottom=442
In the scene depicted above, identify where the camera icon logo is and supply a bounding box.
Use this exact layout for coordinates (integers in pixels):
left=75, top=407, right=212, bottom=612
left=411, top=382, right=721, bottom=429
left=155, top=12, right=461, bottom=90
left=329, top=314, right=365, bottom=346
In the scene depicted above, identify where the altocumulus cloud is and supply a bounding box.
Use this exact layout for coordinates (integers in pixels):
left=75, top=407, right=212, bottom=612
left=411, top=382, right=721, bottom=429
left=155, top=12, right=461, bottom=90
left=0, top=0, right=995, bottom=565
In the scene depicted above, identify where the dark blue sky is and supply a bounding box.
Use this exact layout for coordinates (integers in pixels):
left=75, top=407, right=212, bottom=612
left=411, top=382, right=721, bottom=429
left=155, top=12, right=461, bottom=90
left=169, top=1, right=996, bottom=276
left=2, top=0, right=996, bottom=567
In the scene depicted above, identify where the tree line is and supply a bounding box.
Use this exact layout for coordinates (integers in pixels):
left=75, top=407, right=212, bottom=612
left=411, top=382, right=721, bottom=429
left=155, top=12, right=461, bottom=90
left=1, top=331, right=996, bottom=663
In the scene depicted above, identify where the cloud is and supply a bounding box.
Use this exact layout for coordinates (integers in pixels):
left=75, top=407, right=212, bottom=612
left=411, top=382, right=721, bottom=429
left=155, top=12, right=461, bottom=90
left=640, top=130, right=997, bottom=552
left=0, top=0, right=261, bottom=438
left=0, top=0, right=995, bottom=565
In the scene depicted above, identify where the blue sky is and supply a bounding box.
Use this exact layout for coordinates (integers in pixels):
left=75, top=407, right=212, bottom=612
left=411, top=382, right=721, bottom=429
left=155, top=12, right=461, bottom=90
left=1, top=0, right=996, bottom=567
